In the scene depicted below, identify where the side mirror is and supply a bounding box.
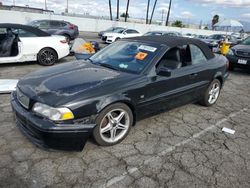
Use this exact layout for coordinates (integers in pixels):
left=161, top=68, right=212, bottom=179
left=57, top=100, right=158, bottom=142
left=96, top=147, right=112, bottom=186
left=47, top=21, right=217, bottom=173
left=123, top=32, right=127, bottom=35
left=157, top=67, right=172, bottom=77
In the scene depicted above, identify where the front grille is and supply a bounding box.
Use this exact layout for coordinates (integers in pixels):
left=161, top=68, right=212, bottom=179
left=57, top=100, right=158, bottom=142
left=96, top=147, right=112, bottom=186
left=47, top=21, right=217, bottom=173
left=102, top=36, right=107, bottom=41
left=235, top=50, right=250, bottom=58
left=16, top=87, right=30, bottom=109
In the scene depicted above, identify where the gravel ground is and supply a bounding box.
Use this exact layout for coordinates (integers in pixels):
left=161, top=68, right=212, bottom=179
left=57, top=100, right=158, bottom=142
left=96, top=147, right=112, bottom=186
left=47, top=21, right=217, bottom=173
left=0, top=33, right=249, bottom=188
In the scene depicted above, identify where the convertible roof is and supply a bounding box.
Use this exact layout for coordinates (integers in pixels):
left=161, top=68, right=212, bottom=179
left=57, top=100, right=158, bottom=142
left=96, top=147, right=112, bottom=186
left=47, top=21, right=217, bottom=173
left=0, top=23, right=50, bottom=37
left=129, top=35, right=215, bottom=60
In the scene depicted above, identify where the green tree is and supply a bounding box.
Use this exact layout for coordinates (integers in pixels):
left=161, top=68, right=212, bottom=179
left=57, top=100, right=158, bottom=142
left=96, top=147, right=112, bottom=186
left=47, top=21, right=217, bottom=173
left=120, top=12, right=129, bottom=18
left=212, top=15, right=219, bottom=30
left=172, top=20, right=184, bottom=28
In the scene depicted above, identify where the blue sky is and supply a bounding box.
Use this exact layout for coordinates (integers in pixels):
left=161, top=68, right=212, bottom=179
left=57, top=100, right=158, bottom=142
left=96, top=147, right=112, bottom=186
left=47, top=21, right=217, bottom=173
left=2, top=0, right=250, bottom=24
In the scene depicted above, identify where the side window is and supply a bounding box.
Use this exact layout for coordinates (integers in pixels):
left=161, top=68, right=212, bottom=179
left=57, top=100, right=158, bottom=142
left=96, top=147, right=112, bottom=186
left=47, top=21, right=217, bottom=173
left=50, top=21, right=61, bottom=28
left=156, top=47, right=183, bottom=70
left=189, top=44, right=207, bottom=65
left=126, top=29, right=138, bottom=34
left=15, top=29, right=37, bottom=37
left=125, top=30, right=133, bottom=34
left=34, top=21, right=49, bottom=29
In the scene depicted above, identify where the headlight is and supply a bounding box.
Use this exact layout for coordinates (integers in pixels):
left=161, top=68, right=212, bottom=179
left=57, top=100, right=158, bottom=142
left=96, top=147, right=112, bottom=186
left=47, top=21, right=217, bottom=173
left=32, top=102, right=74, bottom=121
left=227, top=49, right=234, bottom=55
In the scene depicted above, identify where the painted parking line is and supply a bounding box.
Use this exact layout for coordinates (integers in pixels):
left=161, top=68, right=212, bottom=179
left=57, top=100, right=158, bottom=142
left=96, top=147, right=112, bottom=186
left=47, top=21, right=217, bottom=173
left=105, top=107, right=248, bottom=187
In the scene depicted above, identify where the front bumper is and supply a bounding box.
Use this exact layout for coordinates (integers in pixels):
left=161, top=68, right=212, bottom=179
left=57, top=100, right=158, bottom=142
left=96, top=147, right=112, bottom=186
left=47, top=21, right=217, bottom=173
left=11, top=92, right=96, bottom=151
left=226, top=54, right=250, bottom=70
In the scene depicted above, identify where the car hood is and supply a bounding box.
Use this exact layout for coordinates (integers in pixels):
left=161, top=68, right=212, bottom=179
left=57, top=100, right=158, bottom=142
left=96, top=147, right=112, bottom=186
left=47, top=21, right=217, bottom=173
left=17, top=61, right=136, bottom=106
left=232, top=44, right=250, bottom=51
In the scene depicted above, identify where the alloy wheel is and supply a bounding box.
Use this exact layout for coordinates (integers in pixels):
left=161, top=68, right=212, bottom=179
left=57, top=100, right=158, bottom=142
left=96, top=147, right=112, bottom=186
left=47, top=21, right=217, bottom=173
left=208, top=82, right=220, bottom=104
left=99, top=108, right=130, bottom=143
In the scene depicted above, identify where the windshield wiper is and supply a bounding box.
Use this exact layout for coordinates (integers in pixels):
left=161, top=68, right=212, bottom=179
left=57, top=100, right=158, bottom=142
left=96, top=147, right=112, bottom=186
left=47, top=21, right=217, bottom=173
left=100, top=63, right=120, bottom=71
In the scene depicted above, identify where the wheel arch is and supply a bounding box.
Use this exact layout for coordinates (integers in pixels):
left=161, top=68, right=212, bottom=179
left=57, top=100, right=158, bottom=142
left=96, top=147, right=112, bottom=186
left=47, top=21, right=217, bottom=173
left=213, top=72, right=223, bottom=86
left=97, top=99, right=137, bottom=126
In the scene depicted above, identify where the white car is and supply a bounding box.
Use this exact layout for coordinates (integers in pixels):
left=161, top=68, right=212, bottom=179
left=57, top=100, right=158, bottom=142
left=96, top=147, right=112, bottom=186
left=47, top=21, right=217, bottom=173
left=0, top=23, right=69, bottom=66
left=104, top=29, right=142, bottom=43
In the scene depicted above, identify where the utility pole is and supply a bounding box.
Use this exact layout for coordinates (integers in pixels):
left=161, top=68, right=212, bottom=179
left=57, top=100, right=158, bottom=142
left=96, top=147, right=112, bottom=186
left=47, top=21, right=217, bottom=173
left=116, top=0, right=119, bottom=21
left=65, top=0, right=69, bottom=13
left=149, top=0, right=157, bottom=24
left=125, top=0, right=130, bottom=22
left=146, top=0, right=150, bottom=24
left=109, top=0, right=113, bottom=20
left=165, top=0, right=172, bottom=26
left=13, top=0, right=15, bottom=6
left=45, top=0, right=47, bottom=10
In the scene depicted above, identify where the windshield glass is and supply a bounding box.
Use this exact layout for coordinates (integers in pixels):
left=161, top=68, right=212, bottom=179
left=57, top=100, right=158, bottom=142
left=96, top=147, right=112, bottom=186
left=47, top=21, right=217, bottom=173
left=113, top=28, right=125, bottom=33
left=89, top=41, right=161, bottom=74
left=241, top=37, right=250, bottom=45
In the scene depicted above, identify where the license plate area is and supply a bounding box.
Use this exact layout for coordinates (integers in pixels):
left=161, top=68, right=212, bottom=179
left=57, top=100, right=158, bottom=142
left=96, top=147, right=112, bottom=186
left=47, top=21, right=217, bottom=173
left=238, top=59, right=247, bottom=65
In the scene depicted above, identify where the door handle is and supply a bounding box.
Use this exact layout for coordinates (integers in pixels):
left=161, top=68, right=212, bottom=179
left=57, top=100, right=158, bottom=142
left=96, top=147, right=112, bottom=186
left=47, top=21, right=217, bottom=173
left=189, top=73, right=198, bottom=79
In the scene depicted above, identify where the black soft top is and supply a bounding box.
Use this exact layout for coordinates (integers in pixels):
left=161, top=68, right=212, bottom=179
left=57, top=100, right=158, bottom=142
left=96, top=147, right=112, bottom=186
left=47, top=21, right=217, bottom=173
left=129, top=35, right=215, bottom=60
left=0, top=23, right=50, bottom=37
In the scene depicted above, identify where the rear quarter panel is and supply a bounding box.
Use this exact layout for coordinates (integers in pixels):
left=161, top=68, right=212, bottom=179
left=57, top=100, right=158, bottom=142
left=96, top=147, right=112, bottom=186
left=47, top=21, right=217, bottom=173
left=20, top=36, right=69, bottom=61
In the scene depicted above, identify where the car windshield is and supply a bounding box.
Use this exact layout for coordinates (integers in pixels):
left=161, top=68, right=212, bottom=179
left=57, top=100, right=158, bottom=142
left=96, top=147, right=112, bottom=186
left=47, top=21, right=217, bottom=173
left=144, top=32, right=162, bottom=36
left=241, top=37, right=250, bottom=45
left=89, top=41, right=161, bottom=74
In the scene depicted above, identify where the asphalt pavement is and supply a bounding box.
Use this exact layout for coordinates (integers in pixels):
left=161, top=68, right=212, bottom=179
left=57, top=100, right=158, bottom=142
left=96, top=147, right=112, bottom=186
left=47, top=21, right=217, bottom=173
left=0, top=32, right=249, bottom=188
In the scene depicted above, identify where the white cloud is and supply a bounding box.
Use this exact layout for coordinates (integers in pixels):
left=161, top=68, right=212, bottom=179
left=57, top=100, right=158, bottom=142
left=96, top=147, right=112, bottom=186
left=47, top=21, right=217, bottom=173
left=187, top=0, right=250, bottom=8
left=180, top=11, right=194, bottom=18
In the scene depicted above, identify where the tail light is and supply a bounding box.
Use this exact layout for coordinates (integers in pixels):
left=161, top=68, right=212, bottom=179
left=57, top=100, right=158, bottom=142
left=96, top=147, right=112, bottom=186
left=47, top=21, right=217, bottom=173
left=69, top=24, right=76, bottom=29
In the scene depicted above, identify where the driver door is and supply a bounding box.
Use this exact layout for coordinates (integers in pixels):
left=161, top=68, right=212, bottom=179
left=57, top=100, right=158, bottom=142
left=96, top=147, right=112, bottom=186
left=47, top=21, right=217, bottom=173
left=137, top=45, right=205, bottom=117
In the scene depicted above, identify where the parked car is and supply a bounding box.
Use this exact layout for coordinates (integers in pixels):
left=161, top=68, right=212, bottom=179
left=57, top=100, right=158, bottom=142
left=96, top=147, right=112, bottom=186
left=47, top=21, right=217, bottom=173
left=0, top=23, right=69, bottom=65
left=98, top=27, right=125, bottom=37
left=202, top=34, right=238, bottom=51
left=11, top=36, right=229, bottom=151
left=184, top=33, right=196, bottom=38
left=226, top=36, right=250, bottom=70
left=101, top=28, right=125, bottom=42
left=104, top=28, right=142, bottom=43
left=28, top=20, right=79, bottom=41
left=144, top=31, right=182, bottom=37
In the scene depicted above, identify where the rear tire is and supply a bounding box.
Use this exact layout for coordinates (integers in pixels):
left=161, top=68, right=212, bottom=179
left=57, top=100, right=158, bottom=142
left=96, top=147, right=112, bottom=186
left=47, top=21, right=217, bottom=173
left=37, top=48, right=58, bottom=66
left=199, top=79, right=221, bottom=107
left=93, top=103, right=133, bottom=146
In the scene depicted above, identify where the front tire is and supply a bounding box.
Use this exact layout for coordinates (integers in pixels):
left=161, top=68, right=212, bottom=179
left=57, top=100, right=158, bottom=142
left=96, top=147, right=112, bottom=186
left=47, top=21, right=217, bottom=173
left=37, top=48, right=58, bottom=66
left=93, top=103, right=133, bottom=146
left=200, top=79, right=221, bottom=107
left=228, top=63, right=234, bottom=71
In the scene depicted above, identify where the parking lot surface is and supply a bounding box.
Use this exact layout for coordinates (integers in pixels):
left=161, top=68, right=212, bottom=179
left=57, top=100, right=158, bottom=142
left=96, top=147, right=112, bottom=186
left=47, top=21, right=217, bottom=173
left=0, top=33, right=250, bottom=188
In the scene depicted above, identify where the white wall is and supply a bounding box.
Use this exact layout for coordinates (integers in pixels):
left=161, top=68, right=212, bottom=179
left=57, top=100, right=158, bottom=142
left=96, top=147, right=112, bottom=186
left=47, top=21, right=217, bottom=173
left=0, top=10, right=227, bottom=36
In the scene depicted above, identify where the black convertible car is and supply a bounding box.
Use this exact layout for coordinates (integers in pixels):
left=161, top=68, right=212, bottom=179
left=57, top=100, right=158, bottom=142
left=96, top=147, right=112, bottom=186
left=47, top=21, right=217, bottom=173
left=11, top=36, right=229, bottom=151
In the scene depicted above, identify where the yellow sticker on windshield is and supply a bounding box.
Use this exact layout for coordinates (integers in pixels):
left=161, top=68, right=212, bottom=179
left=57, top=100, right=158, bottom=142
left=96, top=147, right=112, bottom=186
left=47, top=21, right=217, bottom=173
left=135, top=52, right=148, bottom=60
